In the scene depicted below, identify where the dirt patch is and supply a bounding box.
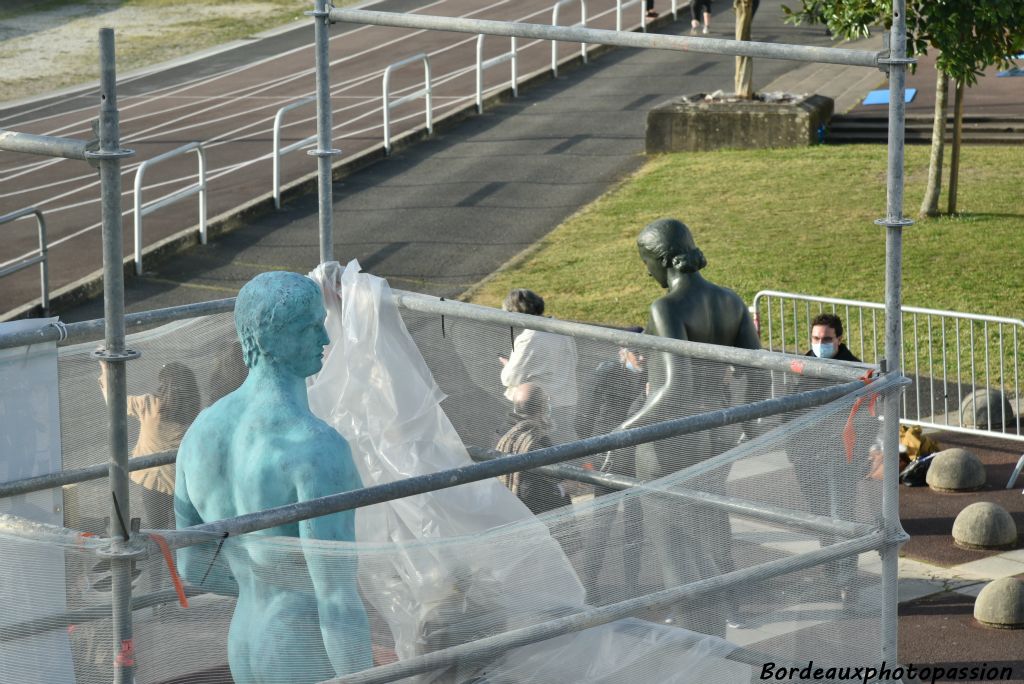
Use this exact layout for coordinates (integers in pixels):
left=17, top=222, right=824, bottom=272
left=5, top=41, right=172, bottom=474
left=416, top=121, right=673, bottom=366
left=0, top=1, right=309, bottom=103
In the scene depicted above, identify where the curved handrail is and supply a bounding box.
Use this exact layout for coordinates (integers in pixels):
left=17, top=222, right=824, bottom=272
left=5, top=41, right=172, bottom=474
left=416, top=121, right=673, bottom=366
left=551, top=0, right=588, bottom=77
left=0, top=207, right=49, bottom=315
left=382, top=53, right=433, bottom=154
left=272, top=97, right=317, bottom=209
left=133, top=142, right=207, bottom=275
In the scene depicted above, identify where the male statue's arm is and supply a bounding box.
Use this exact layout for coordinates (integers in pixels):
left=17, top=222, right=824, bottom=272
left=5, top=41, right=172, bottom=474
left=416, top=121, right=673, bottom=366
left=173, top=463, right=240, bottom=596
left=295, top=433, right=373, bottom=676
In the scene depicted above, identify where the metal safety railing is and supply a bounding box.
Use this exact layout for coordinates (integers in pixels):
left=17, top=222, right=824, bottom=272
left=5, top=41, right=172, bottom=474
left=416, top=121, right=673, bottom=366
left=133, top=141, right=208, bottom=275
left=754, top=290, right=1024, bottom=444
left=272, top=97, right=317, bottom=209
left=382, top=53, right=433, bottom=154
left=551, top=0, right=588, bottom=77
left=475, top=35, right=518, bottom=113
left=0, top=207, right=49, bottom=316
left=616, top=0, right=645, bottom=32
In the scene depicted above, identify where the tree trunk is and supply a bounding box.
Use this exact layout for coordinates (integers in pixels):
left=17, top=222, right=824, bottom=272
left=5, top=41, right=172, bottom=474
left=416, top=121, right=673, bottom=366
left=947, top=78, right=965, bottom=215
left=733, top=0, right=754, bottom=99
left=918, top=69, right=948, bottom=218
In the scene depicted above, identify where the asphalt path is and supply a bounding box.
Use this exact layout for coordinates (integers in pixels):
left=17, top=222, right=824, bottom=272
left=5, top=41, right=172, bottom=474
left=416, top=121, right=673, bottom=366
left=0, top=0, right=849, bottom=320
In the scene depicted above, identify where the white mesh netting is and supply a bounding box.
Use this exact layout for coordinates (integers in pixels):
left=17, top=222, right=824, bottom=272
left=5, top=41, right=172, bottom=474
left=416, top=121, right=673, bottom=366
left=0, top=264, right=900, bottom=684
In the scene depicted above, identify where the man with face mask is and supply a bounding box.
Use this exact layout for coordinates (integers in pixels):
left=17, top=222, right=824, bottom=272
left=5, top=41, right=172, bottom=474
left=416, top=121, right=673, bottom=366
left=806, top=313, right=859, bottom=363
left=797, top=311, right=863, bottom=610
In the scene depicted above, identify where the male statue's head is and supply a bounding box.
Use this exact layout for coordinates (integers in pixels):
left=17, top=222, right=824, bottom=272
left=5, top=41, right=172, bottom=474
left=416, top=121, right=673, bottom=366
left=636, top=218, right=708, bottom=288
left=235, top=271, right=330, bottom=379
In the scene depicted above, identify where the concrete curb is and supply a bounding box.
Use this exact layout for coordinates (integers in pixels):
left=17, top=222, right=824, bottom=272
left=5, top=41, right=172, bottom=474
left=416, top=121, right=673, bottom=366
left=5, top=11, right=682, bottom=322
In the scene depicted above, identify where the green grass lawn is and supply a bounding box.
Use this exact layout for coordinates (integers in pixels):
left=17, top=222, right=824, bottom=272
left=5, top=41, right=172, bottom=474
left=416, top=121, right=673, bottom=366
left=465, top=145, right=1024, bottom=331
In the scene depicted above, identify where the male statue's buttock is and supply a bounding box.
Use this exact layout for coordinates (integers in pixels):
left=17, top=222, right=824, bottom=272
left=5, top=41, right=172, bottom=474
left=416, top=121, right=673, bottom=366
left=175, top=271, right=371, bottom=684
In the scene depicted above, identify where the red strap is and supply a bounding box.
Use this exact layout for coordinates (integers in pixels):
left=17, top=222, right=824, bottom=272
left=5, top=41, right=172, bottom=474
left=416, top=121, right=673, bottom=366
left=150, top=533, right=189, bottom=609
left=114, top=639, right=135, bottom=667
left=842, top=370, right=879, bottom=462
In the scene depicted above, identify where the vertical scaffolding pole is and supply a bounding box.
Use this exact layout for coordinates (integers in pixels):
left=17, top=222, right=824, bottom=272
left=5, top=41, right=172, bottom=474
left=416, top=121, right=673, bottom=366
left=877, top=0, right=911, bottom=665
left=89, top=28, right=138, bottom=684
left=312, top=0, right=340, bottom=263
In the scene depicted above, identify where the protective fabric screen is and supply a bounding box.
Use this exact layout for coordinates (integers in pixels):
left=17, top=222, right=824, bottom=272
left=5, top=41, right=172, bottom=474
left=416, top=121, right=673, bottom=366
left=0, top=268, right=896, bottom=684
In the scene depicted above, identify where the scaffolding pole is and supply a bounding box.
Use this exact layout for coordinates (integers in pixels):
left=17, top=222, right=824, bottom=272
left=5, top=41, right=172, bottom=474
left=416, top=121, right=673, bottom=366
left=157, top=376, right=887, bottom=551
left=0, top=292, right=870, bottom=381
left=877, top=0, right=912, bottom=665
left=467, top=447, right=874, bottom=538
left=312, top=0, right=339, bottom=263
left=88, top=28, right=138, bottom=684
left=329, top=9, right=882, bottom=67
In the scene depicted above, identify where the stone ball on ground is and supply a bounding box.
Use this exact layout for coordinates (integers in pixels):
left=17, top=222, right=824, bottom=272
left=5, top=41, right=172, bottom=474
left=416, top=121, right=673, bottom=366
left=952, top=502, right=1017, bottom=549
left=974, top=577, right=1024, bottom=629
left=926, top=448, right=986, bottom=491
left=960, top=389, right=1016, bottom=429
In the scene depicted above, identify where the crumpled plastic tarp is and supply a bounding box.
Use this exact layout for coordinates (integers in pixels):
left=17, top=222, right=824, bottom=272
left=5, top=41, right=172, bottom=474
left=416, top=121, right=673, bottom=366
left=306, top=261, right=585, bottom=663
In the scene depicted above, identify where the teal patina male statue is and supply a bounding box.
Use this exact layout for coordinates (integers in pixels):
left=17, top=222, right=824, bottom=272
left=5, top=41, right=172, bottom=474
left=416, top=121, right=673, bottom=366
left=175, top=271, right=371, bottom=683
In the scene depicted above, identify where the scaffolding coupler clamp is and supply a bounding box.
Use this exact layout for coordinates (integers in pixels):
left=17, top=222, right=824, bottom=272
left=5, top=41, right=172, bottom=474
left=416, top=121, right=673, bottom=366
left=876, top=55, right=916, bottom=73
left=874, top=217, right=915, bottom=228
left=91, top=348, right=141, bottom=362
left=307, top=148, right=343, bottom=158
left=306, top=2, right=336, bottom=23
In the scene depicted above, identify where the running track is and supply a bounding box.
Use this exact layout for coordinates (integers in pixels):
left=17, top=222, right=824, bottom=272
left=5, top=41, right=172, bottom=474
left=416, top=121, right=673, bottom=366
left=0, top=0, right=662, bottom=316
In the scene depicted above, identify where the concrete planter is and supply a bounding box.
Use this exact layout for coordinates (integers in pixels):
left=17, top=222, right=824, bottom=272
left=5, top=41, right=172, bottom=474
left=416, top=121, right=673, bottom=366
left=645, top=93, right=835, bottom=153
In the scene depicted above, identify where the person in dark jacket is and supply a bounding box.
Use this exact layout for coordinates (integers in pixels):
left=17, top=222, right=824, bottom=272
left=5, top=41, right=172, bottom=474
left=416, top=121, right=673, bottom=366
left=796, top=312, right=863, bottom=608
left=577, top=332, right=648, bottom=603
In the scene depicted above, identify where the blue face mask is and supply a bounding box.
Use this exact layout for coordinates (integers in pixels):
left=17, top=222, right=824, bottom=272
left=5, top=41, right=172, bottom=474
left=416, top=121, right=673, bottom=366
left=812, top=342, right=837, bottom=359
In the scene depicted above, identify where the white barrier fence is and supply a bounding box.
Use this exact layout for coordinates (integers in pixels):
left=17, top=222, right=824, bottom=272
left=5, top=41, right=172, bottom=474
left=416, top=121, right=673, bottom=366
left=551, top=0, right=588, bottom=77
left=616, top=0, right=645, bottom=32
left=382, top=53, right=433, bottom=154
left=0, top=207, right=49, bottom=315
left=476, top=35, right=518, bottom=113
left=272, top=97, right=317, bottom=209
left=753, top=290, right=1024, bottom=448
left=132, top=141, right=207, bottom=275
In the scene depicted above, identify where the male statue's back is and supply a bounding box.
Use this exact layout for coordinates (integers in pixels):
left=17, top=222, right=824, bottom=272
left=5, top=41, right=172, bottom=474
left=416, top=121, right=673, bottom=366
left=175, top=271, right=371, bottom=684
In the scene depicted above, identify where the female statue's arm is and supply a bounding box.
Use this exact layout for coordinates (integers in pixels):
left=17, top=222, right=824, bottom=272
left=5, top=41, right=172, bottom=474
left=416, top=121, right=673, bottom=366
left=617, top=302, right=691, bottom=432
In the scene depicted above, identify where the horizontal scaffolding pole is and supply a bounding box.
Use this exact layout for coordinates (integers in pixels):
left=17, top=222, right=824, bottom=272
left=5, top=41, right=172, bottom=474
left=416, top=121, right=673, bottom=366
left=392, top=290, right=873, bottom=382
left=149, top=377, right=872, bottom=550
left=330, top=8, right=882, bottom=68
left=0, top=286, right=867, bottom=382
left=325, top=530, right=887, bottom=684
left=0, top=586, right=207, bottom=643
left=0, top=450, right=175, bottom=499
left=466, top=447, right=874, bottom=538
left=0, top=130, right=91, bottom=161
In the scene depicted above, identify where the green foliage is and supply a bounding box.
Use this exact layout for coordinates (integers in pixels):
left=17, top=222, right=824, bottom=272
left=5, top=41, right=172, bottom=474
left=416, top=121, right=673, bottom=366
left=781, top=0, right=1024, bottom=85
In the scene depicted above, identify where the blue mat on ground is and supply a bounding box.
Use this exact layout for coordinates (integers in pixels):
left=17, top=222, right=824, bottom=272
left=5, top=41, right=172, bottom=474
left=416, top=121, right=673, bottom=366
left=862, top=88, right=917, bottom=105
